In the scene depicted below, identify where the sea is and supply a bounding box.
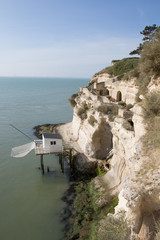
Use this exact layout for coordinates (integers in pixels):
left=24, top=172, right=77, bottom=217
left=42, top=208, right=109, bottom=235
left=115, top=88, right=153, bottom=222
left=0, top=77, right=89, bottom=240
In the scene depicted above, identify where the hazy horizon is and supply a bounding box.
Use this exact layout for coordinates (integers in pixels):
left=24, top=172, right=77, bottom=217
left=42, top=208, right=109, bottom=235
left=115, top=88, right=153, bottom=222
left=0, top=75, right=90, bottom=79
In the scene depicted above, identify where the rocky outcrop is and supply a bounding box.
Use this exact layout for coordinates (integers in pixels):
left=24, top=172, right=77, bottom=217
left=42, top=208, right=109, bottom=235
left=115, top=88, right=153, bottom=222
left=57, top=74, right=160, bottom=239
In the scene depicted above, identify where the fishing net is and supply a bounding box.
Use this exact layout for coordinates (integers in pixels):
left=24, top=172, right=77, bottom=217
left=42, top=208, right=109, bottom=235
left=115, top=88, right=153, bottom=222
left=11, top=142, right=35, bottom=158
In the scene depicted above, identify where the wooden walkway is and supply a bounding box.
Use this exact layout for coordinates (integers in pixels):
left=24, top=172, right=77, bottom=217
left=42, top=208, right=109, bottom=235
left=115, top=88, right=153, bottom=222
left=35, top=140, right=73, bottom=155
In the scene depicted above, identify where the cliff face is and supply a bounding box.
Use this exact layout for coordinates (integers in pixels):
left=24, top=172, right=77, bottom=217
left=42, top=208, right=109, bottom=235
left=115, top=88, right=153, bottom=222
left=72, top=76, right=144, bottom=183
left=57, top=74, right=160, bottom=239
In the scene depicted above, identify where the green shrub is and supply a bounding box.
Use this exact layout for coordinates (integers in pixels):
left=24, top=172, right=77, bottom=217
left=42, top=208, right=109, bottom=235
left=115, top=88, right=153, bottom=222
left=85, top=107, right=88, bottom=116
left=68, top=98, right=76, bottom=107
left=96, top=166, right=105, bottom=176
left=97, top=104, right=108, bottom=114
left=126, top=104, right=134, bottom=111
left=82, top=102, right=89, bottom=113
left=110, top=57, right=139, bottom=76
left=77, top=107, right=87, bottom=120
left=68, top=93, right=78, bottom=108
left=112, top=59, right=120, bottom=64
left=88, top=115, right=98, bottom=126
left=105, top=196, right=119, bottom=214
left=106, top=95, right=111, bottom=99
left=94, top=57, right=139, bottom=77
left=71, top=93, right=78, bottom=99
left=118, top=101, right=126, bottom=106
left=97, top=104, right=118, bottom=115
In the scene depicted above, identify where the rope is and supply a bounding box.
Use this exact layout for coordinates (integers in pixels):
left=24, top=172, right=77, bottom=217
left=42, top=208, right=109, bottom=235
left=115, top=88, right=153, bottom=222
left=9, top=124, right=33, bottom=141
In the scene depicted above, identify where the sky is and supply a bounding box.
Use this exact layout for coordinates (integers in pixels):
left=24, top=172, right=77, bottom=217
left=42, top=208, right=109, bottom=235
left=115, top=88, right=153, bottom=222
left=0, top=0, right=159, bottom=78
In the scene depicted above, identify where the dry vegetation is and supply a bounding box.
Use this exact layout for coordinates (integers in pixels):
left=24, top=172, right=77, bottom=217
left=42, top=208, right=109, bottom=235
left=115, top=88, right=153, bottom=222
left=142, top=91, right=160, bottom=153
left=88, top=115, right=98, bottom=126
left=155, top=221, right=160, bottom=240
left=95, top=57, right=139, bottom=77
left=136, top=28, right=160, bottom=97
left=77, top=107, right=87, bottom=120
left=90, top=212, right=138, bottom=240
left=97, top=103, right=118, bottom=116
left=68, top=93, right=78, bottom=108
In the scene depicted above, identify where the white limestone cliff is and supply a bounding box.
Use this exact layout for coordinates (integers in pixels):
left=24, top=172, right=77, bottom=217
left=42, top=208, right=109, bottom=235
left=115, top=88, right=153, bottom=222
left=56, top=74, right=160, bottom=239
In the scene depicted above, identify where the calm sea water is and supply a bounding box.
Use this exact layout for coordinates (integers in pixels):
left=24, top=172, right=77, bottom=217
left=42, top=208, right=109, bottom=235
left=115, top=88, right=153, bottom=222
left=0, top=77, right=89, bottom=240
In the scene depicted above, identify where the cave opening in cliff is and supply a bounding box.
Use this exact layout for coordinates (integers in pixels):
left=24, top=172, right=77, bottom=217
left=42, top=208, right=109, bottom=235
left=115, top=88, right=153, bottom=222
left=116, top=91, right=122, bottom=101
left=92, top=119, right=113, bottom=160
left=106, top=89, right=109, bottom=95
left=128, top=119, right=134, bottom=129
left=106, top=163, right=110, bottom=169
left=100, top=90, right=103, bottom=95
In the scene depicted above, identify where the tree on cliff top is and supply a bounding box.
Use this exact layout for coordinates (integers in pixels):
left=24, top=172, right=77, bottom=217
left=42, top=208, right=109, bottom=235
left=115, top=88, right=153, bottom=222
left=138, top=27, right=160, bottom=77
left=130, top=24, right=159, bottom=55
left=134, top=26, right=160, bottom=96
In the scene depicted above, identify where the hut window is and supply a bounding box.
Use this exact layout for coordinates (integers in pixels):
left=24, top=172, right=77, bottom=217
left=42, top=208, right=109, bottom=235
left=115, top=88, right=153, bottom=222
left=51, top=141, right=56, bottom=145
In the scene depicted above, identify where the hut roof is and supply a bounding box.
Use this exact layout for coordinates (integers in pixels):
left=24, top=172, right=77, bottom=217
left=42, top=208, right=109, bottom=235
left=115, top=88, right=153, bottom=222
left=43, top=133, right=62, bottom=139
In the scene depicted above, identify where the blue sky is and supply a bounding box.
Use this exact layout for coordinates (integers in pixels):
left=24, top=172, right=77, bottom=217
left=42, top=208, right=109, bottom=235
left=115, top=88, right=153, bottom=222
left=0, top=0, right=159, bottom=78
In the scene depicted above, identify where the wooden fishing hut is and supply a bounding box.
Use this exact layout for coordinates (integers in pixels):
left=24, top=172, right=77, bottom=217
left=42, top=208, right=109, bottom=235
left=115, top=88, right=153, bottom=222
left=35, top=133, right=63, bottom=155
left=34, top=133, right=64, bottom=174
left=10, top=124, right=73, bottom=175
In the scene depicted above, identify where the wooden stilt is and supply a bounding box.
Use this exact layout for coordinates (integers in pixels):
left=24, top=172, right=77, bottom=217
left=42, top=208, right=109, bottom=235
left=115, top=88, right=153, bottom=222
left=40, top=155, right=44, bottom=175
left=59, top=154, right=61, bottom=165
left=59, top=154, right=62, bottom=170
left=59, top=154, right=64, bottom=173
left=62, top=156, right=64, bottom=173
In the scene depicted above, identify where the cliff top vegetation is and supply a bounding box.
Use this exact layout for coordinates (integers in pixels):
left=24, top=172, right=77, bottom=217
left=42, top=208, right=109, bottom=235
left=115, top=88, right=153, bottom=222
left=94, top=24, right=160, bottom=96
left=94, top=57, right=139, bottom=77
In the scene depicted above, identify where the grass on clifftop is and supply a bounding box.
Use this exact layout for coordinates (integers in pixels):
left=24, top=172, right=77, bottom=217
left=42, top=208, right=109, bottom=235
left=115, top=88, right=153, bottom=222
left=95, top=57, right=139, bottom=77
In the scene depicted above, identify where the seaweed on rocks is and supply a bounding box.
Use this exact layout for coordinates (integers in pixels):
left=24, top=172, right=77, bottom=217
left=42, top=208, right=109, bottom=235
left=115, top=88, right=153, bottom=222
left=60, top=182, right=78, bottom=239
left=65, top=180, right=94, bottom=240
